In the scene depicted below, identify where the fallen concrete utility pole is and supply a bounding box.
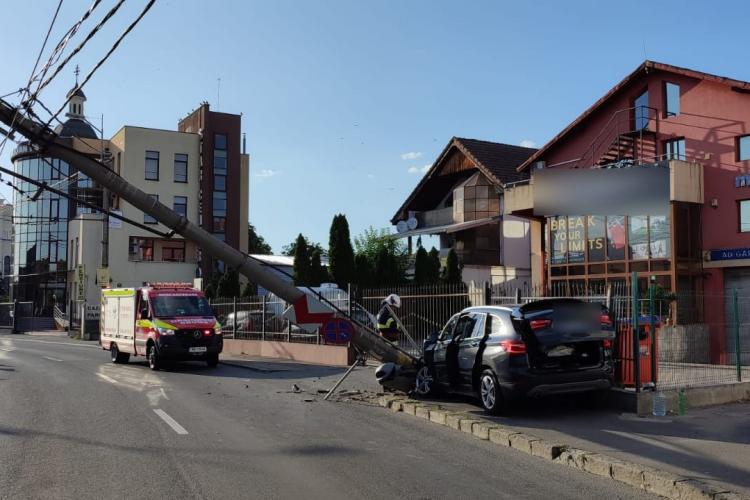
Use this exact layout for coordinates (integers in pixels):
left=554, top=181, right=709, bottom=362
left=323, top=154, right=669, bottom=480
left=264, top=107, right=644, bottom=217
left=0, top=99, right=415, bottom=369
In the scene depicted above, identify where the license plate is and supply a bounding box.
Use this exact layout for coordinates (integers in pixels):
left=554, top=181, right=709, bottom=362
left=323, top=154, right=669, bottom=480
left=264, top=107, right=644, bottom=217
left=547, top=345, right=574, bottom=357
left=189, top=346, right=207, bottom=353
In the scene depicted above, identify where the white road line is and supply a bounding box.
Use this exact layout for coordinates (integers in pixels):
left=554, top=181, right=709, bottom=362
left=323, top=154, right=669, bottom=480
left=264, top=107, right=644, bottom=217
left=0, top=347, right=14, bottom=352
left=153, top=409, right=188, bottom=435
left=96, top=373, right=121, bottom=385
left=4, top=338, right=98, bottom=348
left=43, top=356, right=63, bottom=362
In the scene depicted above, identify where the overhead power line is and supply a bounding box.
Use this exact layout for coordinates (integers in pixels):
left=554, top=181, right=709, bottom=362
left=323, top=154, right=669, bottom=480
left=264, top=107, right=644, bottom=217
left=40, top=0, right=157, bottom=140
left=32, top=0, right=125, bottom=99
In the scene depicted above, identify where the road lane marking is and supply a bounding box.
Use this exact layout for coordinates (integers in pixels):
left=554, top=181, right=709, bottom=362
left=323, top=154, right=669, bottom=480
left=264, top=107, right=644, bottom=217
left=43, top=356, right=63, bottom=362
left=153, top=409, right=188, bottom=435
left=0, top=348, right=14, bottom=352
left=3, top=338, right=98, bottom=348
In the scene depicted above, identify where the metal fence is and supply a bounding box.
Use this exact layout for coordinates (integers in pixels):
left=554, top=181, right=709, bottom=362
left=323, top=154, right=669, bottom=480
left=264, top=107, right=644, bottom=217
left=210, top=279, right=749, bottom=391
left=355, top=282, right=485, bottom=356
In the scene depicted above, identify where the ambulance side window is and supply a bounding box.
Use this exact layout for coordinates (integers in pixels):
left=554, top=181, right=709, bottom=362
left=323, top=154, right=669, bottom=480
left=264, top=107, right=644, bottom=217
left=140, top=299, right=151, bottom=320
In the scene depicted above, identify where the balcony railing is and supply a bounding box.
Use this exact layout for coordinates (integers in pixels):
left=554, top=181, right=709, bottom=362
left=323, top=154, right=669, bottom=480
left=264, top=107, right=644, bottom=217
left=415, top=206, right=454, bottom=227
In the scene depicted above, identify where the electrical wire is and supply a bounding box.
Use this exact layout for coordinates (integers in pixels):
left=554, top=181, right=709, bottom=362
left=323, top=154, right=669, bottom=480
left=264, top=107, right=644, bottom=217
left=41, top=0, right=156, bottom=134
left=28, top=0, right=103, bottom=99
left=33, top=0, right=126, bottom=98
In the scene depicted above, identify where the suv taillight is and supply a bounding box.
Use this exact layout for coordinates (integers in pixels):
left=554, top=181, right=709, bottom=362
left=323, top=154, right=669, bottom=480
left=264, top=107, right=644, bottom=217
left=529, top=319, right=552, bottom=330
left=602, top=338, right=613, bottom=349
left=600, top=314, right=613, bottom=328
left=500, top=339, right=527, bottom=355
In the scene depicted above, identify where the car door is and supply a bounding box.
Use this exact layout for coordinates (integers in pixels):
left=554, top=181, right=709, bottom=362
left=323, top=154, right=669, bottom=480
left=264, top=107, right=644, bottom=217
left=430, top=314, right=459, bottom=387
left=457, top=313, right=486, bottom=388
left=444, top=313, right=479, bottom=387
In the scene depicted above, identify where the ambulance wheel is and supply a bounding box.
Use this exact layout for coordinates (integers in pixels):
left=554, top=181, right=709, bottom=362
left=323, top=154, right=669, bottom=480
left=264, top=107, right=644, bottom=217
left=206, top=353, right=219, bottom=368
left=147, top=344, right=160, bottom=371
left=110, top=344, right=129, bottom=364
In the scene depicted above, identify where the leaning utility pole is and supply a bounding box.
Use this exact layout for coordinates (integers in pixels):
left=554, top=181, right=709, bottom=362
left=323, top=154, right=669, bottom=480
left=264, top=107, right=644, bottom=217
left=0, top=100, right=415, bottom=368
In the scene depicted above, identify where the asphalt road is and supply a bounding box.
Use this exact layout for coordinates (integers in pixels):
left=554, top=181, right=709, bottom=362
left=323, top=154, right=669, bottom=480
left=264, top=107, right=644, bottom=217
left=0, top=333, right=655, bottom=500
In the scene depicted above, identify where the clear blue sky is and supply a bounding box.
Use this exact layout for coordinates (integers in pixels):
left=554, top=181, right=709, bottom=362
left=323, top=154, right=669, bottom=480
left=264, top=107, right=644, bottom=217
left=1, top=0, right=748, bottom=253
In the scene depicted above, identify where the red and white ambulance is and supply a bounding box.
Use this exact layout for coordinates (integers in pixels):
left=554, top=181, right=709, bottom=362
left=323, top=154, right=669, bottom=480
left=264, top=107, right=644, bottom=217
left=100, top=283, right=223, bottom=370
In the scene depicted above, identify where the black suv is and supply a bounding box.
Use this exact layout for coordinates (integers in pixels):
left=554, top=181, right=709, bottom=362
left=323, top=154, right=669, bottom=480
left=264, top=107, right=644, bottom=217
left=414, top=299, right=616, bottom=414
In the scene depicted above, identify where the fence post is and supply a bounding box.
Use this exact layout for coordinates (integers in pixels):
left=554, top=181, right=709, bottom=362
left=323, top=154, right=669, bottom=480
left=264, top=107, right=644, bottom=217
left=649, top=282, right=657, bottom=387
left=733, top=288, right=741, bottom=382
left=261, top=295, right=266, bottom=341
left=287, top=301, right=292, bottom=342
left=485, top=282, right=492, bottom=306
left=232, top=296, right=237, bottom=339
left=631, top=271, right=641, bottom=393
left=515, top=288, right=522, bottom=304
left=11, top=299, right=16, bottom=334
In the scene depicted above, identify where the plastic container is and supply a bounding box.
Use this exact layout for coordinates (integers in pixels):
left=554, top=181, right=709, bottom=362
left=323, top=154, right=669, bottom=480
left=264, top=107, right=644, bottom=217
left=652, top=391, right=667, bottom=417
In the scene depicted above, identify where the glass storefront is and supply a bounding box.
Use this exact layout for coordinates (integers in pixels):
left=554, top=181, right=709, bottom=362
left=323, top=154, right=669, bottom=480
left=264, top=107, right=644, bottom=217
left=12, top=152, right=70, bottom=314
left=547, top=214, right=672, bottom=292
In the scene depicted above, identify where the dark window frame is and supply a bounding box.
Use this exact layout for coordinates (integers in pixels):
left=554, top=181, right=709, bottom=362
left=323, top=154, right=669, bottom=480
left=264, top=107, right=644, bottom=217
left=664, top=81, right=680, bottom=118
left=174, top=153, right=188, bottom=183
left=737, top=135, right=750, bottom=162
left=129, top=237, right=154, bottom=261
left=162, top=240, right=186, bottom=262
left=663, top=137, right=686, bottom=161
left=738, top=199, right=750, bottom=233
left=145, top=150, right=160, bottom=181
left=173, top=196, right=187, bottom=218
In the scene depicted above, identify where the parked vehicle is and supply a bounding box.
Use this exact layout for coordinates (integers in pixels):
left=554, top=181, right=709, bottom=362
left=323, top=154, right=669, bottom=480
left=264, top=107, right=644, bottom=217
left=100, top=283, right=223, bottom=370
left=413, top=299, right=615, bottom=414
left=223, top=310, right=258, bottom=332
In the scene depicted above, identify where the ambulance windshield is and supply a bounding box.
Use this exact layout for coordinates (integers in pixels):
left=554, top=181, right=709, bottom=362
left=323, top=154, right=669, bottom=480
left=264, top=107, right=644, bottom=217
left=151, top=295, right=213, bottom=318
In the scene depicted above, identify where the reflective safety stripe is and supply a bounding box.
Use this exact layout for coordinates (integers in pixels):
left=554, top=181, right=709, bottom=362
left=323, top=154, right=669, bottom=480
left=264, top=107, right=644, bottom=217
left=154, top=318, right=177, bottom=330
left=136, top=319, right=153, bottom=329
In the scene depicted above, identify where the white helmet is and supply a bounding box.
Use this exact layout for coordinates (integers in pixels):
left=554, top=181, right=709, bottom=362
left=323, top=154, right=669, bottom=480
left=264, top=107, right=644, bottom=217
left=385, top=294, right=401, bottom=308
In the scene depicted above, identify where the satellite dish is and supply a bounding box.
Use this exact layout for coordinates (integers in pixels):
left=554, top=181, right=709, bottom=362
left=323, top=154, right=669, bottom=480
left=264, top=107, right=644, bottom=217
left=407, top=217, right=418, bottom=230
left=396, top=220, right=408, bottom=233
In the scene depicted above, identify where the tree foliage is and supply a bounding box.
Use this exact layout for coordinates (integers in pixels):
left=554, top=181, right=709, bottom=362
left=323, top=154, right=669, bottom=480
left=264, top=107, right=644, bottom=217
left=328, top=214, right=355, bottom=288
left=283, top=235, right=324, bottom=257
left=292, top=234, right=312, bottom=286
left=310, top=249, right=330, bottom=286
left=217, top=268, right=241, bottom=298
left=353, top=226, right=406, bottom=287
left=248, top=223, right=272, bottom=255
left=442, top=248, right=462, bottom=283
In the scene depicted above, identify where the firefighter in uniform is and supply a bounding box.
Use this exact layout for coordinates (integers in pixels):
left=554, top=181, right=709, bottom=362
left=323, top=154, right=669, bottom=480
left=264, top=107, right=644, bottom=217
left=376, top=294, right=402, bottom=343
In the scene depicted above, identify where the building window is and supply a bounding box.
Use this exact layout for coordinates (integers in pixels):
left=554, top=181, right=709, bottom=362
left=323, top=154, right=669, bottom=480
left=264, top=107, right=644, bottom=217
left=174, top=153, right=188, bottom=183
left=144, top=194, right=158, bottom=224
left=162, top=240, right=186, bottom=262
left=214, top=150, right=227, bottom=174
left=738, top=135, right=750, bottom=161
left=173, top=196, right=187, bottom=217
left=145, top=150, right=159, bottom=180
left=214, top=174, right=226, bottom=191
left=213, top=216, right=226, bottom=233
left=129, top=237, right=154, bottom=261
left=213, top=191, right=227, bottom=216
left=739, top=200, right=750, bottom=233
left=3, top=256, right=9, bottom=276
left=664, top=82, right=680, bottom=117
left=664, top=138, right=686, bottom=161
left=215, top=133, right=227, bottom=150
left=634, top=90, right=649, bottom=131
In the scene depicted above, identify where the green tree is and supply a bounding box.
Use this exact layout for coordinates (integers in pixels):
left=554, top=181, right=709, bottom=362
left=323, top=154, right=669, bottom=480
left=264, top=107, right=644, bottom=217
left=413, top=246, right=430, bottom=284
left=328, top=214, right=355, bottom=288
left=442, top=248, right=462, bottom=283
left=309, top=249, right=329, bottom=286
left=427, top=247, right=441, bottom=283
left=353, top=253, right=373, bottom=287
left=292, top=234, right=312, bottom=286
left=217, top=268, right=241, bottom=298
left=283, top=235, right=324, bottom=257
left=374, top=245, right=401, bottom=286
left=248, top=223, right=272, bottom=254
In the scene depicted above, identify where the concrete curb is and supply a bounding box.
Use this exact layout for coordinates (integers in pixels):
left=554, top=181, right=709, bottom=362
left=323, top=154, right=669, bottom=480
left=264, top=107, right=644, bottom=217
left=375, top=395, right=748, bottom=500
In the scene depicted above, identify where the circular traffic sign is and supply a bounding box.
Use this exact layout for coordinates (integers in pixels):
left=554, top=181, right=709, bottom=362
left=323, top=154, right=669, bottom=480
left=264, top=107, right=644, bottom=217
left=321, top=318, right=354, bottom=345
